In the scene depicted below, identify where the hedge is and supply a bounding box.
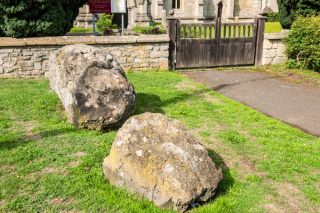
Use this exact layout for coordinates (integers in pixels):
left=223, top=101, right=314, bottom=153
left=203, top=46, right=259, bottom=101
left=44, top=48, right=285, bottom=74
left=284, top=16, right=320, bottom=71
left=0, top=0, right=87, bottom=38
left=277, top=0, right=320, bottom=29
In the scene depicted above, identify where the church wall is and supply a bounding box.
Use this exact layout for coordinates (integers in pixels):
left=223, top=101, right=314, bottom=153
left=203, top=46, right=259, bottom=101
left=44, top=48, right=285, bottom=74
left=203, top=0, right=216, bottom=18
left=267, top=0, right=279, bottom=13
left=234, top=0, right=256, bottom=17
left=75, top=0, right=279, bottom=28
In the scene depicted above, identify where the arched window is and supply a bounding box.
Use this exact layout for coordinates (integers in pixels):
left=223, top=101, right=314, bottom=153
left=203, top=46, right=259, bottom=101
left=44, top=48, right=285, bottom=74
left=172, top=0, right=181, bottom=9
left=217, top=1, right=223, bottom=18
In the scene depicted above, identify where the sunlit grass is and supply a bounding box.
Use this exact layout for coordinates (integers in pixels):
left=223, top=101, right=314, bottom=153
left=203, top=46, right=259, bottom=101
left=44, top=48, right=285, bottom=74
left=0, top=71, right=319, bottom=212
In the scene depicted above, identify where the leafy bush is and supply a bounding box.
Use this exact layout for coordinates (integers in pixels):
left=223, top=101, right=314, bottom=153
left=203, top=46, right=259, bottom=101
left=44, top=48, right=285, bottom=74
left=0, top=0, right=87, bottom=38
left=266, top=13, right=280, bottom=22
left=284, top=16, right=320, bottom=71
left=277, top=0, right=320, bottom=29
left=96, top=14, right=117, bottom=33
left=132, top=22, right=166, bottom=35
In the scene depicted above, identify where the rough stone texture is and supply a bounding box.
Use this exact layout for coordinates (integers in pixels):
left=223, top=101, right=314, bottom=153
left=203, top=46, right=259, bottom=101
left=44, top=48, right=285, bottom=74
left=47, top=44, right=136, bottom=130
left=0, top=35, right=169, bottom=78
left=103, top=113, right=223, bottom=212
left=262, top=32, right=288, bottom=65
left=74, top=4, right=93, bottom=29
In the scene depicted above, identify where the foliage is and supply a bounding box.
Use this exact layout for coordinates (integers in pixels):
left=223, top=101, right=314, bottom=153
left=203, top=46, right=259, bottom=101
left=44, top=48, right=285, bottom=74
left=266, top=12, right=280, bottom=22
left=277, top=0, right=320, bottom=29
left=284, top=16, right=320, bottom=71
left=0, top=72, right=319, bottom=211
left=265, top=22, right=283, bottom=33
left=96, top=14, right=117, bottom=32
left=0, top=0, right=87, bottom=38
left=69, top=27, right=93, bottom=34
left=132, top=22, right=166, bottom=35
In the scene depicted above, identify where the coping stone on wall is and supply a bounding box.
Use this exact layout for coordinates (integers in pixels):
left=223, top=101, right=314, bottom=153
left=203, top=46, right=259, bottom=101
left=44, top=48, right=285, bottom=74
left=0, top=35, right=170, bottom=47
left=264, top=31, right=289, bottom=40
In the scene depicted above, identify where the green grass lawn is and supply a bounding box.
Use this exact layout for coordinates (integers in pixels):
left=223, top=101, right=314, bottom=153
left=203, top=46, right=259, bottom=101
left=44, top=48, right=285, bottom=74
left=69, top=27, right=95, bottom=34
left=0, top=71, right=319, bottom=212
left=265, top=22, right=283, bottom=33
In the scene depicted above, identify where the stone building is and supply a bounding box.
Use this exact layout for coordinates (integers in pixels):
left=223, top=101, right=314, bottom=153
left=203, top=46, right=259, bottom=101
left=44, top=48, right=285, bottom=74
left=127, top=0, right=278, bottom=27
left=75, top=0, right=278, bottom=29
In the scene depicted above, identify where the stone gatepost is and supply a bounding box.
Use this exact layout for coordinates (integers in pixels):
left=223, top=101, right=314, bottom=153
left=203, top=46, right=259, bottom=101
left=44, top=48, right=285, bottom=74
left=74, top=4, right=93, bottom=29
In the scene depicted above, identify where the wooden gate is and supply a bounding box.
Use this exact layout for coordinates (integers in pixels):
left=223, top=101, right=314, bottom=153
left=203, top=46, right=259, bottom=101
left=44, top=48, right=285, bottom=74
left=168, top=17, right=266, bottom=69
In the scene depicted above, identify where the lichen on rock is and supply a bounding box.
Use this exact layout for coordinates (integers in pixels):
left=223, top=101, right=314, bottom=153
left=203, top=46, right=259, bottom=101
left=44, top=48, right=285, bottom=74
left=103, top=112, right=223, bottom=212
left=47, top=44, right=136, bottom=130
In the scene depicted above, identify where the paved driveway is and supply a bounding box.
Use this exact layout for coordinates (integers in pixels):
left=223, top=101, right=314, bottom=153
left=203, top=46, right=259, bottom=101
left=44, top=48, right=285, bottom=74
left=184, top=70, right=320, bottom=137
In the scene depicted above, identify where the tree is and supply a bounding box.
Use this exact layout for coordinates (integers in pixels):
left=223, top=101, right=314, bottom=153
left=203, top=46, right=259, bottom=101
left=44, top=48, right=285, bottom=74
left=277, top=0, right=320, bottom=29
left=0, top=0, right=87, bottom=38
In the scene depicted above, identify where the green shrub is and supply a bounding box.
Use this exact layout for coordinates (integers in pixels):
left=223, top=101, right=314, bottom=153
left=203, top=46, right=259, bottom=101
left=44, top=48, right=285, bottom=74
left=266, top=13, right=280, bottom=22
left=132, top=22, right=166, bottom=35
left=96, top=14, right=117, bottom=33
left=284, top=16, right=320, bottom=71
left=0, top=0, right=87, bottom=38
left=277, top=0, right=320, bottom=29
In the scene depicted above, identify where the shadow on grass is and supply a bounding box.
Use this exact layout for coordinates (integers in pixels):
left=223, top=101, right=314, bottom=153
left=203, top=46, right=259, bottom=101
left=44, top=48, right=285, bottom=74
left=0, top=138, right=28, bottom=151
left=134, top=89, right=213, bottom=115
left=207, top=149, right=235, bottom=199
left=0, top=127, right=76, bottom=151
left=134, top=93, right=165, bottom=115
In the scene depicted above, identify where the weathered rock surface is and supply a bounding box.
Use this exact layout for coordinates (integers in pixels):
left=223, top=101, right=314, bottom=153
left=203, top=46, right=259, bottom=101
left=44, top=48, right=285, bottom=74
left=103, top=113, right=223, bottom=212
left=47, top=44, right=136, bottom=130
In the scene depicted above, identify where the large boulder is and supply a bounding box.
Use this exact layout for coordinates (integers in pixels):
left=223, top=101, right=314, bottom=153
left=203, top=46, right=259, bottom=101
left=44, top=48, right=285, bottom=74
left=47, top=44, right=136, bottom=130
left=103, top=113, right=223, bottom=212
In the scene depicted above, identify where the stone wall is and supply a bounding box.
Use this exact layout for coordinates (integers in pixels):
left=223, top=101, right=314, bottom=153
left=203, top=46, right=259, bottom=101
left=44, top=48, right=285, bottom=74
left=0, top=35, right=169, bottom=78
left=262, top=32, right=288, bottom=65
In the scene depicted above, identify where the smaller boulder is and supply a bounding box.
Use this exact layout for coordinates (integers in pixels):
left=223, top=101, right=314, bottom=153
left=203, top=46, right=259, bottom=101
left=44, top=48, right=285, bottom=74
left=47, top=44, right=136, bottom=130
left=103, top=113, right=223, bottom=212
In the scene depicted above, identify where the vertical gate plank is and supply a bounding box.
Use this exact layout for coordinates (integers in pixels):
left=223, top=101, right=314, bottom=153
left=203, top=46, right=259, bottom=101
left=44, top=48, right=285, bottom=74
left=255, top=17, right=266, bottom=66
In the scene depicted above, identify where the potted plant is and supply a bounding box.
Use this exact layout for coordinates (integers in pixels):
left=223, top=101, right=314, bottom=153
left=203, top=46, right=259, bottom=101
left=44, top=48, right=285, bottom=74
left=96, top=14, right=117, bottom=36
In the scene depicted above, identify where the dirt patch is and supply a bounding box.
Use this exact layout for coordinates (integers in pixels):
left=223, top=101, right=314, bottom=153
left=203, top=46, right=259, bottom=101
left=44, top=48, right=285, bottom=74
left=41, top=167, right=61, bottom=174
left=68, top=161, right=80, bottom=168
left=198, top=93, right=222, bottom=104
left=262, top=193, right=290, bottom=213
left=72, top=151, right=87, bottom=158
left=16, top=120, right=41, bottom=141
left=0, top=200, right=6, bottom=208
left=68, top=152, right=87, bottom=168
left=51, top=197, right=64, bottom=205
left=50, top=197, right=75, bottom=206
left=175, top=80, right=199, bottom=91
left=270, top=182, right=318, bottom=213
left=27, top=166, right=67, bottom=180
left=176, top=80, right=222, bottom=104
